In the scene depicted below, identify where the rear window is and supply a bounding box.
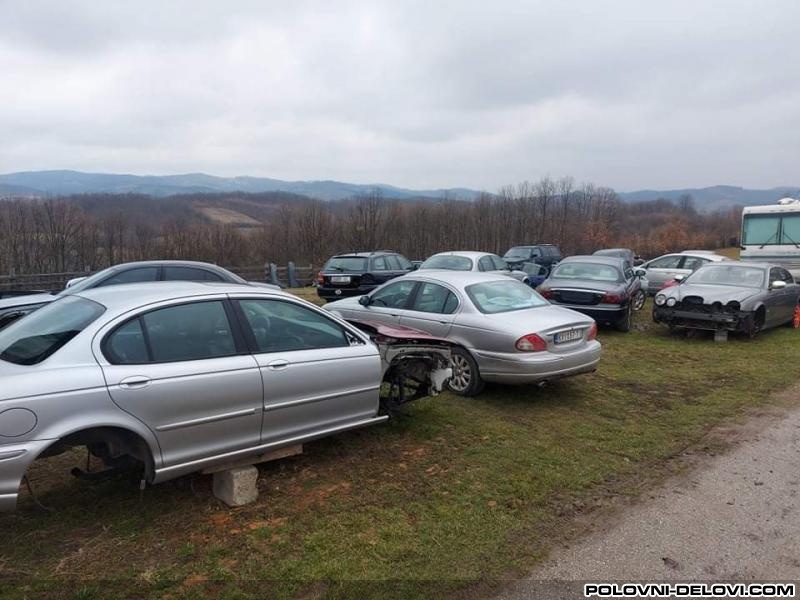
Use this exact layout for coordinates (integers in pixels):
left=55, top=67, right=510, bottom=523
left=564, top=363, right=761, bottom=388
left=420, top=255, right=473, bottom=271
left=325, top=257, right=368, bottom=272
left=552, top=262, right=622, bottom=283
left=466, top=280, right=549, bottom=314
left=0, top=296, right=105, bottom=365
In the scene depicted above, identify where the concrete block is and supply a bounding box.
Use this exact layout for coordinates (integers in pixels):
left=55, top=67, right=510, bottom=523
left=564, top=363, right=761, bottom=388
left=714, top=330, right=728, bottom=343
left=213, top=465, right=259, bottom=507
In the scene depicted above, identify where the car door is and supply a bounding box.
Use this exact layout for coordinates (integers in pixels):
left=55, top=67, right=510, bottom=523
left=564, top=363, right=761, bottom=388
left=232, top=297, right=381, bottom=443
left=399, top=282, right=460, bottom=337
left=643, top=254, right=683, bottom=291
left=767, top=267, right=795, bottom=324
left=99, top=298, right=263, bottom=467
left=622, top=266, right=639, bottom=299
left=372, top=256, right=393, bottom=284
left=362, top=279, right=418, bottom=324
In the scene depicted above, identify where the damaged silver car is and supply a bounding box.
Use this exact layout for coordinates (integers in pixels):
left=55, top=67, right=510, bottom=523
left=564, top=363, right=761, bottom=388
left=0, top=282, right=451, bottom=511
left=652, top=262, right=799, bottom=336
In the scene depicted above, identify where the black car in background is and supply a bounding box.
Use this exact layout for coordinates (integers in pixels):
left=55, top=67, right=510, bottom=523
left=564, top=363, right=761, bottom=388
left=316, top=251, right=414, bottom=302
left=503, top=244, right=562, bottom=274
left=536, top=255, right=646, bottom=332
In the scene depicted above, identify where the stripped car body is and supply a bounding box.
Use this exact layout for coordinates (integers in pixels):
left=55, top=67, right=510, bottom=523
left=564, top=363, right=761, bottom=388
left=0, top=282, right=451, bottom=511
left=652, top=262, right=799, bottom=335
left=348, top=320, right=453, bottom=413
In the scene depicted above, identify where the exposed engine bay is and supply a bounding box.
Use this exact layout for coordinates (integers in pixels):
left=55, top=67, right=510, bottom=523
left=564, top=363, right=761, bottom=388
left=347, top=320, right=453, bottom=415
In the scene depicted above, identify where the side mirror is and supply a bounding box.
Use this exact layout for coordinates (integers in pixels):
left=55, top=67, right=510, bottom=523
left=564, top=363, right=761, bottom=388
left=771, top=280, right=787, bottom=290
left=673, top=274, right=687, bottom=283
left=358, top=295, right=372, bottom=306
left=634, top=268, right=646, bottom=278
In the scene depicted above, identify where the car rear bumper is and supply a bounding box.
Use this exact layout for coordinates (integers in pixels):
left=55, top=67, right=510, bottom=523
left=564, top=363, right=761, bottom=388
left=549, top=303, right=626, bottom=324
left=0, top=439, right=53, bottom=512
left=474, top=340, right=601, bottom=384
left=317, top=285, right=378, bottom=301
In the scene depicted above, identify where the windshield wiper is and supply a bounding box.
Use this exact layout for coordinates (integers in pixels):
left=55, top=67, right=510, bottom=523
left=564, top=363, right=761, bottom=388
left=759, top=231, right=779, bottom=249
left=781, top=231, right=800, bottom=249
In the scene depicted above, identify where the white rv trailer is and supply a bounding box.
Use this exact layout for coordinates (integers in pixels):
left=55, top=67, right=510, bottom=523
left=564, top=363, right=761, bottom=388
left=740, top=198, right=800, bottom=278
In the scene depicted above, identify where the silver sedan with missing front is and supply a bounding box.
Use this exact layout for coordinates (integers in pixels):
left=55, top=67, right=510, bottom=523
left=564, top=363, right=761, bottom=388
left=324, top=271, right=602, bottom=396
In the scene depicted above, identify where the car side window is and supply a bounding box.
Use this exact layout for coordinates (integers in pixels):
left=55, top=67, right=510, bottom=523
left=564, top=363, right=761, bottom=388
left=769, top=267, right=782, bottom=284
left=237, top=299, right=349, bottom=353
left=385, top=255, right=402, bottom=270
left=97, top=267, right=159, bottom=287
left=647, top=255, right=681, bottom=269
left=143, top=301, right=237, bottom=362
left=396, top=255, right=413, bottom=270
left=478, top=256, right=494, bottom=272
left=624, top=268, right=634, bottom=280
left=370, top=280, right=417, bottom=308
left=530, top=248, right=542, bottom=258
left=373, top=256, right=389, bottom=271
left=780, top=268, right=795, bottom=284
left=490, top=255, right=509, bottom=270
left=105, top=318, right=149, bottom=364
left=411, top=283, right=458, bottom=314
left=163, top=266, right=225, bottom=282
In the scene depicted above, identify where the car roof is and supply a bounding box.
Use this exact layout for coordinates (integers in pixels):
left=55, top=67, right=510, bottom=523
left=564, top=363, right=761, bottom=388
left=507, top=244, right=557, bottom=249
left=102, top=260, right=234, bottom=271
left=702, top=261, right=771, bottom=269
left=678, top=252, right=728, bottom=261
left=72, top=281, right=296, bottom=316
left=331, top=251, right=396, bottom=258
left=593, top=248, right=631, bottom=254
left=402, top=270, right=514, bottom=286
left=0, top=293, right=56, bottom=310
left=428, top=251, right=498, bottom=259
left=557, top=255, right=626, bottom=268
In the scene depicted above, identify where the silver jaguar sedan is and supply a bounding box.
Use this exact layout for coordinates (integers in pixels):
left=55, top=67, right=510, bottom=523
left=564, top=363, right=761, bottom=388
left=0, top=281, right=449, bottom=511
left=323, top=272, right=602, bottom=396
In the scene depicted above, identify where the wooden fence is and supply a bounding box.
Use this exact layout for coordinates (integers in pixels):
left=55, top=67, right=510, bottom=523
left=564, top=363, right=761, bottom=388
left=0, top=264, right=319, bottom=293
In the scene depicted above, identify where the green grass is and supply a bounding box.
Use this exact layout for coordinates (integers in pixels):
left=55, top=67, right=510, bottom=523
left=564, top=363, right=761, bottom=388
left=1, top=297, right=799, bottom=599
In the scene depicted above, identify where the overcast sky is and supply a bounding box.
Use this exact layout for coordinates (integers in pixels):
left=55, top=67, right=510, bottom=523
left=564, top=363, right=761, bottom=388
left=0, top=0, right=798, bottom=192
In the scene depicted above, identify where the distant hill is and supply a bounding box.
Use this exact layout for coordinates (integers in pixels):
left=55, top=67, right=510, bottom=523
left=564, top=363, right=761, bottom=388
left=0, top=170, right=481, bottom=201
left=618, top=185, right=799, bottom=212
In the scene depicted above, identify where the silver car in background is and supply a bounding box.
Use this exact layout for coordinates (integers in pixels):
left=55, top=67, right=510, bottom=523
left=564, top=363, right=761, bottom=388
left=419, top=251, right=530, bottom=284
left=323, top=272, right=601, bottom=396
left=0, top=282, right=396, bottom=511
left=639, top=251, right=729, bottom=294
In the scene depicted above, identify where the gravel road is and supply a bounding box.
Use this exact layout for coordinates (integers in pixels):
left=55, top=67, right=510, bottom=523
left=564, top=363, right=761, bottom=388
left=501, top=398, right=800, bottom=598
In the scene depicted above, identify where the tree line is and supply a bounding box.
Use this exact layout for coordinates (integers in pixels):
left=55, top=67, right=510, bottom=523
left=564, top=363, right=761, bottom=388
left=0, top=176, right=741, bottom=276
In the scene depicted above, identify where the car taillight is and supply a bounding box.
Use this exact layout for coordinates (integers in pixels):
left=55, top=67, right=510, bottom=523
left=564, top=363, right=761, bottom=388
left=587, top=322, right=598, bottom=341
left=515, top=333, right=548, bottom=352
left=316, top=271, right=325, bottom=285
left=600, top=293, right=623, bottom=304
left=539, top=288, right=554, bottom=299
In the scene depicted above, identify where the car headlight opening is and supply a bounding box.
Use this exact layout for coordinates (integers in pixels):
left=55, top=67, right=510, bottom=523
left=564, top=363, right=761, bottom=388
left=666, top=297, right=677, bottom=307
left=655, top=294, right=666, bottom=306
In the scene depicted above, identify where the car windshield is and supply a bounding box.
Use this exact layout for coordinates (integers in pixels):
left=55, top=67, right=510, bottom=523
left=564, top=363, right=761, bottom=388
left=551, top=262, right=622, bottom=283
left=325, top=257, right=368, bottom=272
left=420, top=255, right=473, bottom=271
left=685, top=265, right=766, bottom=289
left=503, top=247, right=531, bottom=259
left=0, top=296, right=105, bottom=365
left=466, top=280, right=549, bottom=314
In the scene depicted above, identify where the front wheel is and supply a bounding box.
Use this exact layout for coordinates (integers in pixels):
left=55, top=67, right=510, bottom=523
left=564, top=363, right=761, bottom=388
left=447, top=347, right=485, bottom=397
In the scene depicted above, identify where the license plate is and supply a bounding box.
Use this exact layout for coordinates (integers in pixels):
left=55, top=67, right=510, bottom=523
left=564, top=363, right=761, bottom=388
left=554, top=329, right=582, bottom=344
left=331, top=276, right=351, bottom=284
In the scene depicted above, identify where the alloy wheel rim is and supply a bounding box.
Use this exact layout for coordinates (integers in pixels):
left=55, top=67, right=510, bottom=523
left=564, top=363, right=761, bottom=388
left=450, top=355, right=472, bottom=391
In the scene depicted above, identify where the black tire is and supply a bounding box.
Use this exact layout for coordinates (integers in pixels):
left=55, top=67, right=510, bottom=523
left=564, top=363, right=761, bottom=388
left=748, top=308, right=765, bottom=339
left=447, top=347, right=485, bottom=397
left=632, top=290, right=646, bottom=311
left=615, top=304, right=633, bottom=332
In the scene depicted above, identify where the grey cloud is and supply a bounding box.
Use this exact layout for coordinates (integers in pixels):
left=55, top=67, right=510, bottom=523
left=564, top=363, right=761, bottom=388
left=0, top=0, right=798, bottom=191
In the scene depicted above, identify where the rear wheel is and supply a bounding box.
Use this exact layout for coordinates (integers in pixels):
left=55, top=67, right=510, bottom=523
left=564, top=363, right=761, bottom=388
left=615, top=304, right=633, bottom=332
left=447, top=347, right=484, bottom=397
left=632, top=290, right=646, bottom=311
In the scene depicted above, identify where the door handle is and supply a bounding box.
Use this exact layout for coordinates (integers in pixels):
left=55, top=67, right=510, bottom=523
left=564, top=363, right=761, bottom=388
left=119, top=376, right=151, bottom=389
left=266, top=359, right=289, bottom=371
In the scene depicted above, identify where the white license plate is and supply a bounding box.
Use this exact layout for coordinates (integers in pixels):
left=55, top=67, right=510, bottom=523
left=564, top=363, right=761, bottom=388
left=331, top=276, right=351, bottom=284
left=554, top=329, right=582, bottom=344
